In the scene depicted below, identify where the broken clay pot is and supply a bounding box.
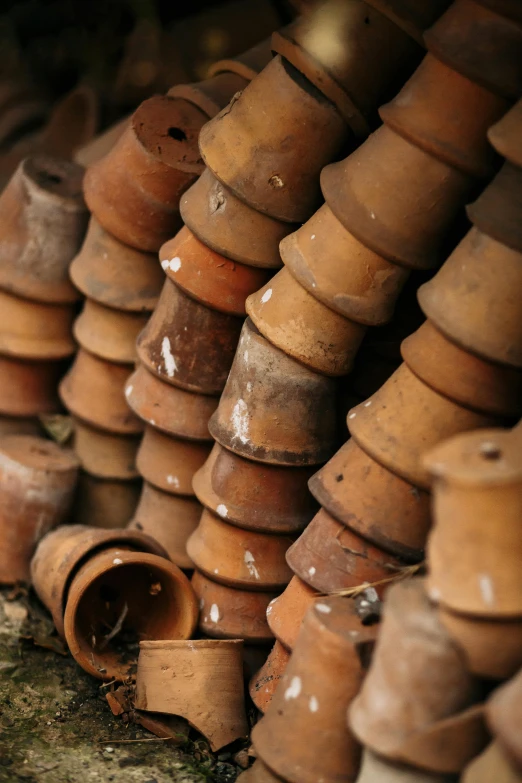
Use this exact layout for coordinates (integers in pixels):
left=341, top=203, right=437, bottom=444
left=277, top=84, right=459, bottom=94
left=167, top=71, right=249, bottom=119
left=249, top=639, right=292, bottom=714
left=266, top=575, right=319, bottom=650
left=355, top=749, right=459, bottom=783
left=487, top=98, right=522, bottom=169
left=461, top=741, right=522, bottom=783
left=467, top=162, right=522, bottom=255
left=136, top=424, right=211, bottom=495
left=0, top=288, right=75, bottom=360
left=72, top=417, right=140, bottom=480
left=0, top=355, right=62, bottom=417
left=72, top=473, right=141, bottom=529
left=488, top=668, right=522, bottom=770
left=73, top=298, right=147, bottom=364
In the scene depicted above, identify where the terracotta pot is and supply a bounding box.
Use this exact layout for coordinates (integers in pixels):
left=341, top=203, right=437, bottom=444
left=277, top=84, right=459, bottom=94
left=363, top=0, right=453, bottom=43
left=0, top=435, right=79, bottom=583
left=136, top=278, right=242, bottom=396
left=320, top=123, right=476, bottom=270
left=63, top=548, right=198, bottom=679
left=286, top=507, right=405, bottom=594
left=180, top=167, right=292, bottom=269
left=0, top=415, right=42, bottom=438
left=192, top=570, right=276, bottom=643
left=462, top=742, right=522, bottom=783
left=348, top=362, right=497, bottom=490
left=0, top=355, right=62, bottom=417
left=309, top=438, right=430, bottom=562
left=84, top=96, right=207, bottom=252
left=168, top=71, right=249, bottom=118
left=237, top=760, right=286, bottom=783
left=247, top=267, right=367, bottom=376
left=426, top=428, right=522, bottom=617
left=280, top=203, right=409, bottom=326
left=128, top=481, right=200, bottom=570
left=159, top=226, right=269, bottom=316
left=31, top=523, right=168, bottom=636
left=59, top=349, right=143, bottom=435
left=424, top=0, right=522, bottom=100
left=134, top=638, right=248, bottom=751
left=199, top=55, right=348, bottom=223
left=252, top=596, right=379, bottom=783
left=487, top=98, right=522, bottom=168
left=136, top=425, right=211, bottom=496
left=124, top=362, right=216, bottom=441
left=355, top=749, right=460, bottom=783
left=266, top=575, right=319, bottom=650
left=186, top=509, right=294, bottom=590
left=249, top=639, right=292, bottom=714
left=72, top=417, right=139, bottom=480
left=208, top=319, right=338, bottom=466
left=488, top=669, right=522, bottom=770
left=193, top=442, right=318, bottom=534
left=0, top=155, right=87, bottom=304
left=72, top=472, right=142, bottom=529
left=0, top=288, right=75, bottom=360
left=467, top=162, right=522, bottom=255
left=73, top=299, right=147, bottom=364
left=207, top=37, right=273, bottom=81
left=69, top=217, right=163, bottom=313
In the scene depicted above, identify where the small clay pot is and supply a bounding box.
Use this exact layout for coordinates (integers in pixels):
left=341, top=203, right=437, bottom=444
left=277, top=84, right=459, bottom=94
left=193, top=442, right=318, bottom=534
left=364, top=0, right=453, bottom=43
left=467, top=162, right=522, bottom=255
left=309, top=438, right=430, bottom=562
left=136, top=278, right=243, bottom=396
left=487, top=98, right=522, bottom=168
left=134, top=638, right=248, bottom=751
left=249, top=639, right=292, bottom=714
left=246, top=267, right=367, bottom=376
left=186, top=509, right=294, bottom=591
left=136, top=425, right=211, bottom=496
left=59, top=349, right=143, bottom=435
left=488, top=669, right=522, bottom=770
left=72, top=417, right=140, bottom=480
left=124, top=362, right=216, bottom=441
left=461, top=742, right=522, bottom=783
left=64, top=548, right=198, bottom=679
left=84, top=96, right=207, bottom=252
left=0, top=415, right=42, bottom=438
left=167, top=71, right=249, bottom=118
left=69, top=217, right=163, bottom=313
left=0, top=288, right=75, bottom=360
left=73, top=299, right=147, bottom=364
left=0, top=355, right=62, bottom=417
left=236, top=760, right=287, bottom=783
left=159, top=226, right=269, bottom=316
left=207, top=37, right=273, bottom=81
left=72, top=472, right=142, bottom=529
left=208, top=319, right=339, bottom=466
left=199, top=55, right=348, bottom=223
left=348, top=362, right=497, bottom=490
left=252, top=596, right=378, bottom=783
left=0, top=155, right=87, bottom=304
left=0, top=435, right=79, bottom=583
left=180, top=167, right=292, bottom=269
left=266, top=575, right=319, bottom=650
left=192, top=570, right=276, bottom=643
left=356, top=749, right=460, bottom=783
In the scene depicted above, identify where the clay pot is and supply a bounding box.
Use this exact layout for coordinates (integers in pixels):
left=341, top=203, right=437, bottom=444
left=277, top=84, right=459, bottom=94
left=363, top=0, right=453, bottom=43
left=73, top=299, right=147, bottom=364
left=418, top=228, right=522, bottom=368
left=0, top=415, right=42, bottom=437
left=266, top=575, right=319, bottom=650
left=246, top=267, right=367, bottom=376
left=192, top=442, right=318, bottom=534
left=252, top=596, right=378, bottom=783
left=136, top=278, right=242, bottom=396
left=280, top=203, right=409, bottom=326
left=168, top=71, right=249, bottom=118
left=249, top=639, right=292, bottom=714
left=286, top=507, right=405, bottom=593
left=124, top=362, right=216, bottom=441
left=488, top=669, right=522, bottom=770
left=309, top=438, right=430, bottom=562
left=347, top=363, right=497, bottom=490
left=136, top=425, right=211, bottom=496
left=0, top=435, right=79, bottom=583
left=192, top=570, right=276, bottom=643
left=180, top=167, right=292, bottom=269
left=63, top=548, right=198, bottom=679
left=426, top=428, right=522, bottom=617
left=355, top=749, right=460, bottom=783
left=84, top=96, right=207, bottom=252
left=320, top=123, right=476, bottom=270
left=59, top=349, right=143, bottom=435
left=462, top=742, right=522, bottom=783
left=159, top=226, right=269, bottom=316
left=0, top=288, right=75, bottom=360
left=134, top=638, right=248, bottom=751
left=199, top=55, right=348, bottom=223
left=72, top=473, right=142, bottom=529
left=467, top=162, right=522, bottom=255
left=207, top=37, right=273, bottom=81
left=72, top=417, right=139, bottom=480
left=0, top=155, right=87, bottom=304
left=237, top=760, right=286, bottom=783
left=186, top=509, right=294, bottom=590
left=208, top=319, right=338, bottom=466
left=128, top=481, right=200, bottom=570
left=0, top=355, right=62, bottom=417
left=69, top=217, right=163, bottom=313
left=488, top=99, right=522, bottom=168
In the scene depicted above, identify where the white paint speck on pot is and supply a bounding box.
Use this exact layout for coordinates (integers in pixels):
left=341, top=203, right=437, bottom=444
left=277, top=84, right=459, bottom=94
left=210, top=604, right=220, bottom=623
left=216, top=504, right=228, bottom=518
left=244, top=350, right=249, bottom=363
left=315, top=603, right=331, bottom=614
left=364, top=400, right=372, bottom=407
left=311, top=234, right=316, bottom=240
left=260, top=288, right=272, bottom=304
left=244, top=550, right=260, bottom=580
left=308, top=566, right=316, bottom=576
left=166, top=475, right=180, bottom=489
left=161, top=336, right=177, bottom=378
left=125, top=385, right=133, bottom=398
left=348, top=412, right=357, bottom=419
left=246, top=381, right=253, bottom=393
left=284, top=676, right=302, bottom=700
left=231, top=398, right=250, bottom=444
left=161, top=256, right=182, bottom=272
left=113, top=558, right=123, bottom=565
left=309, top=696, right=319, bottom=712
left=479, top=574, right=495, bottom=606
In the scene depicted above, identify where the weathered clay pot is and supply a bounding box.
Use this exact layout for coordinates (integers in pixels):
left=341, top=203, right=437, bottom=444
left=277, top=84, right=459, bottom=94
left=0, top=415, right=42, bottom=437
left=134, top=638, right=247, bottom=751
left=207, top=37, right=273, bottom=81
left=348, top=363, right=497, bottom=490
left=236, top=760, right=287, bottom=783
left=72, top=473, right=142, bottom=529
left=69, top=217, right=163, bottom=313
left=59, top=349, right=143, bottom=435
left=0, top=435, right=79, bottom=583
left=208, top=319, right=338, bottom=466
left=355, top=749, right=459, bottom=783
left=249, top=639, right=291, bottom=714
left=64, top=548, right=198, bottom=679
left=0, top=288, right=75, bottom=360
left=364, top=0, right=453, bottom=43
left=73, top=299, right=147, bottom=364
left=252, top=596, right=378, bottom=783
left=0, top=355, right=62, bottom=417
left=488, top=668, right=522, bottom=770
left=168, top=71, right=249, bottom=118
left=266, top=575, right=319, bottom=650
left=186, top=509, right=294, bottom=591
left=487, top=98, right=522, bottom=168
left=124, top=362, right=216, bottom=441
left=72, top=417, right=140, bottom=480
left=467, top=163, right=522, bottom=255
left=199, top=55, right=348, bottom=223
left=247, top=267, right=367, bottom=376
left=309, top=438, right=430, bottom=562
left=180, top=167, right=292, bottom=269
left=136, top=425, right=211, bottom=496
left=462, top=742, right=522, bottom=783
left=136, top=278, right=243, bottom=396
left=84, top=96, right=207, bottom=252
left=192, top=442, right=318, bottom=534
left=426, top=428, right=522, bottom=617
left=128, top=481, right=200, bottom=569
left=159, top=226, right=269, bottom=316
left=192, top=570, right=276, bottom=643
